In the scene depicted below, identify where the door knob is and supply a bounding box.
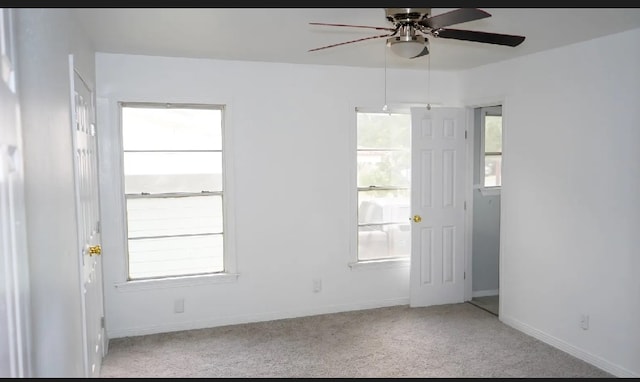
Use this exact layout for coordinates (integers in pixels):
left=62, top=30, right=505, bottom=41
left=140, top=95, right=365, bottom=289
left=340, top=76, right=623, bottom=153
left=88, top=245, right=102, bottom=256
left=412, top=215, right=422, bottom=223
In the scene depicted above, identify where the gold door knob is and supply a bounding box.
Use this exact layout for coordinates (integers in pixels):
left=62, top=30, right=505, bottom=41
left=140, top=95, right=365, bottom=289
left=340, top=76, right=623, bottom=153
left=413, top=215, right=422, bottom=223
left=88, top=245, right=102, bottom=256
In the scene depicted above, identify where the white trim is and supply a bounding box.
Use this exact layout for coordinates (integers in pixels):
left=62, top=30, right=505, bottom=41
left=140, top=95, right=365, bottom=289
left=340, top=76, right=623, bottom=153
left=107, top=297, right=409, bottom=339
left=347, top=102, right=358, bottom=265
left=471, top=289, right=499, bottom=298
left=348, top=257, right=410, bottom=271
left=220, top=103, right=238, bottom=275
left=114, top=272, right=239, bottom=292
left=463, top=107, right=474, bottom=302
left=498, top=97, right=508, bottom=319
left=501, top=315, right=637, bottom=378
left=479, top=187, right=501, bottom=197
left=473, top=183, right=501, bottom=197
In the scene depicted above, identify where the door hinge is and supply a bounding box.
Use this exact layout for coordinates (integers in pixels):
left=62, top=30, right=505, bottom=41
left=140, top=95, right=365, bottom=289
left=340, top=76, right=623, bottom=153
left=100, top=316, right=105, bottom=329
left=464, top=271, right=466, bottom=280
left=464, top=201, right=467, bottom=210
left=464, top=130, right=468, bottom=139
left=96, top=221, right=101, bottom=234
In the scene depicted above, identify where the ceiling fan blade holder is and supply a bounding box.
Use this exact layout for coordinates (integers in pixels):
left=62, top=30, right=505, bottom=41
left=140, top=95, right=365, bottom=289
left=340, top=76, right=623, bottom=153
left=435, top=28, right=525, bottom=47
left=309, top=33, right=394, bottom=52
left=421, top=8, right=491, bottom=30
left=309, top=22, right=396, bottom=32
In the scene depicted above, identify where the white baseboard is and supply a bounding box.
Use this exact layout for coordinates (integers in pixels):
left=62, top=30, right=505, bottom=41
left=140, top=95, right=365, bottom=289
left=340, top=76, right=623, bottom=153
left=472, top=289, right=499, bottom=297
left=107, top=297, right=410, bottom=339
left=500, top=315, right=638, bottom=378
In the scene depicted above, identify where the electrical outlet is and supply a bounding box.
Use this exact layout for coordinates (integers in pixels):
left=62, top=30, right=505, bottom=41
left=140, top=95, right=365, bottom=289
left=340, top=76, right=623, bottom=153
left=580, top=314, right=589, bottom=330
left=313, top=279, right=322, bottom=293
left=174, top=298, right=185, bottom=313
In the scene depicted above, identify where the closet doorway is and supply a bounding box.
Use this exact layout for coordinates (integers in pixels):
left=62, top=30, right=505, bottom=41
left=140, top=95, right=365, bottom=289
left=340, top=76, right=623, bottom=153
left=469, top=105, right=502, bottom=316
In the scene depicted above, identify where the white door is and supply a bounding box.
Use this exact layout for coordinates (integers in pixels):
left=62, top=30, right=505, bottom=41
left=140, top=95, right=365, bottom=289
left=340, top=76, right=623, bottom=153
left=0, top=8, right=30, bottom=377
left=69, top=55, right=105, bottom=377
left=409, top=107, right=467, bottom=307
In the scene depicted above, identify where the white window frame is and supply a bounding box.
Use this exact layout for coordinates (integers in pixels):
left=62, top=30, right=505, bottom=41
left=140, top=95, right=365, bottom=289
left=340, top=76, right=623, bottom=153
left=479, top=105, right=502, bottom=196
left=115, top=101, right=238, bottom=288
left=349, top=106, right=412, bottom=270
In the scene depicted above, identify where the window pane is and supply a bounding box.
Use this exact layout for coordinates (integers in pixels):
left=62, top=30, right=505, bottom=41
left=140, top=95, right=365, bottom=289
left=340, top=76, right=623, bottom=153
left=357, top=150, right=410, bottom=187
left=356, top=111, right=410, bottom=262
left=484, top=115, right=502, bottom=153
left=484, top=155, right=502, bottom=187
left=124, top=152, right=222, bottom=194
left=126, top=195, right=222, bottom=238
left=122, top=107, right=222, bottom=150
left=357, top=112, right=410, bottom=149
left=358, top=191, right=410, bottom=225
left=128, top=235, right=223, bottom=279
left=358, top=223, right=410, bottom=260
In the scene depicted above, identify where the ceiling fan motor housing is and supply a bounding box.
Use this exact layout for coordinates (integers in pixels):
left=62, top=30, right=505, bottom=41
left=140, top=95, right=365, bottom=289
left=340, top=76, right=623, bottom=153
left=385, top=8, right=430, bottom=24
left=385, top=9, right=430, bottom=58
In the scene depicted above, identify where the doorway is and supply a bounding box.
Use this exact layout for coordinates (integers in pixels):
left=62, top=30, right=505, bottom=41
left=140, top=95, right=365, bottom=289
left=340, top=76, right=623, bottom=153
left=468, top=105, right=502, bottom=316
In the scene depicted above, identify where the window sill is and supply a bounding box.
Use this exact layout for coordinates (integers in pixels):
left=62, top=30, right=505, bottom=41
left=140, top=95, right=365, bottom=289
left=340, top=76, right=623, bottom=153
left=474, top=184, right=501, bottom=196
left=349, top=257, right=410, bottom=271
left=479, top=187, right=501, bottom=196
left=114, top=272, right=239, bottom=292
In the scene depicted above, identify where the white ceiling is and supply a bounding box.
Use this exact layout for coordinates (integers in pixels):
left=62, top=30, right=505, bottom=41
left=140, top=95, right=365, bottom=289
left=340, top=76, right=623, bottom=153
left=72, top=8, right=640, bottom=71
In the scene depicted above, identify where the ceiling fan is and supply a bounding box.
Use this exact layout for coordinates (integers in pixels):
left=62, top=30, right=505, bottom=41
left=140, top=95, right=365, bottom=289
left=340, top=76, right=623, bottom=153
left=309, top=8, right=526, bottom=59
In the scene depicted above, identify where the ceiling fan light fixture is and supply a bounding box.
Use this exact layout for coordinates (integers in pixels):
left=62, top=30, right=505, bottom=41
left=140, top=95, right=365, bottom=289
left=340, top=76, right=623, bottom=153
left=387, top=35, right=426, bottom=58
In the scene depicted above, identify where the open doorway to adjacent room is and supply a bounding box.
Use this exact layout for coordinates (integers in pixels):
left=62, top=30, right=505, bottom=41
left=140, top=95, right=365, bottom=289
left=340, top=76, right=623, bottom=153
left=468, top=105, right=502, bottom=317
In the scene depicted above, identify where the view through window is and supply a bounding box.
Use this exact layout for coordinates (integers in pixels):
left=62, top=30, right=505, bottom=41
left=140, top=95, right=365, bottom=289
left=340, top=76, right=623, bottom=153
left=482, top=107, right=502, bottom=188
left=121, top=103, right=225, bottom=279
left=356, top=110, right=411, bottom=261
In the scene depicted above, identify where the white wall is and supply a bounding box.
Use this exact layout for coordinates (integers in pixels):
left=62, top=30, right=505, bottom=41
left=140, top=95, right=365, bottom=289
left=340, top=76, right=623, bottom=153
left=461, top=28, right=640, bottom=377
left=95, top=52, right=461, bottom=338
left=14, top=9, right=95, bottom=377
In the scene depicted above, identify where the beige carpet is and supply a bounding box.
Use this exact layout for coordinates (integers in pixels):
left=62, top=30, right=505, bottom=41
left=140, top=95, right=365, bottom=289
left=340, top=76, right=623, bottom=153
left=100, top=302, right=612, bottom=378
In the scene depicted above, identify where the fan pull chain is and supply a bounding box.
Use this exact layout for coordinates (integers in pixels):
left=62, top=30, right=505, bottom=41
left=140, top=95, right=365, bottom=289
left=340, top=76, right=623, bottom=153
left=383, top=45, right=389, bottom=112
left=426, top=53, right=431, bottom=110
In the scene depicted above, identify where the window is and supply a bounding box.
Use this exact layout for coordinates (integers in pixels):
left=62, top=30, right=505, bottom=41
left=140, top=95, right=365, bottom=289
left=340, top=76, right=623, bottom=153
left=481, top=106, right=502, bottom=188
left=120, top=103, right=227, bottom=280
left=356, top=109, right=411, bottom=262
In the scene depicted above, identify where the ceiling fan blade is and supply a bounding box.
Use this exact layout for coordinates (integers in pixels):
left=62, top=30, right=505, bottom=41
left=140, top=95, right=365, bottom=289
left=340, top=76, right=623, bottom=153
left=435, top=28, right=525, bottom=47
left=309, top=22, right=396, bottom=32
left=411, top=46, right=429, bottom=59
left=421, top=8, right=491, bottom=30
left=308, top=33, right=393, bottom=52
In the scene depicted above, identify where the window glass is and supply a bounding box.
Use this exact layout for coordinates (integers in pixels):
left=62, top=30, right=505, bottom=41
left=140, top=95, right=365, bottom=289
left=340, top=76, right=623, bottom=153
left=121, top=104, right=226, bottom=280
left=356, top=111, right=411, bottom=261
left=482, top=111, right=502, bottom=188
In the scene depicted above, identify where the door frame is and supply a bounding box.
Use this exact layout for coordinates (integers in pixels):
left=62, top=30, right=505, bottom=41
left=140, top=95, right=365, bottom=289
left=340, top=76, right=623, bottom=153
left=0, top=7, right=31, bottom=377
left=462, top=96, right=507, bottom=314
